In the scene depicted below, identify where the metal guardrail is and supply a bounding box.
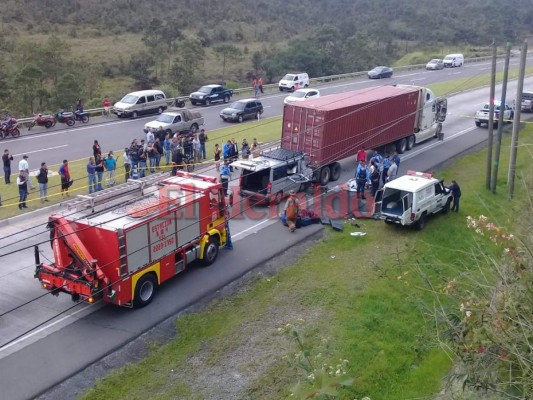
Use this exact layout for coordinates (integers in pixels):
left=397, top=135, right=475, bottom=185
left=12, top=55, right=512, bottom=129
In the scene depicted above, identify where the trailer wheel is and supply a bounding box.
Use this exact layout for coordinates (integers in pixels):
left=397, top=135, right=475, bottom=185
left=395, top=138, right=407, bottom=154
left=406, top=135, right=415, bottom=150
left=319, top=166, right=331, bottom=186
left=133, top=273, right=157, bottom=308
left=202, top=236, right=219, bottom=266
left=330, top=162, right=341, bottom=181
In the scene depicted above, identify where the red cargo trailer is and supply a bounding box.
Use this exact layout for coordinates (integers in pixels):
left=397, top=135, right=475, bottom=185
left=281, top=85, right=446, bottom=185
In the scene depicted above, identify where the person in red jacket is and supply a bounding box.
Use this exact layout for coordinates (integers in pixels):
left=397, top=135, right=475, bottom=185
left=102, top=96, right=111, bottom=117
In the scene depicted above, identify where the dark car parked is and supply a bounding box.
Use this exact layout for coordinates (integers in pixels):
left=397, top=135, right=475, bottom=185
left=189, top=84, right=233, bottom=106
left=367, top=66, right=393, bottom=79
left=220, top=99, right=264, bottom=123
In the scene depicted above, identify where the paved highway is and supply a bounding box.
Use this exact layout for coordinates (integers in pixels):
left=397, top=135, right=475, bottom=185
left=3, top=55, right=531, bottom=167
left=0, top=63, right=532, bottom=398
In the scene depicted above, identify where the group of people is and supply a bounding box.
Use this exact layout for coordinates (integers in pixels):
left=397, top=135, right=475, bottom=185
left=252, top=77, right=264, bottom=97
left=216, top=138, right=260, bottom=195
left=2, top=150, right=55, bottom=210
left=88, top=140, right=117, bottom=193
left=354, top=148, right=401, bottom=199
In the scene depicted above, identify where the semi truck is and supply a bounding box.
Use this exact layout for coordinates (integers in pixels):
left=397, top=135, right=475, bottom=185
left=35, top=172, right=230, bottom=308
left=233, top=85, right=447, bottom=203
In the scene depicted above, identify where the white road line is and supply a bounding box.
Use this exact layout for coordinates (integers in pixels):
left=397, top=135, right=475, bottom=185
left=0, top=304, right=92, bottom=353
left=403, top=126, right=477, bottom=161
left=232, top=218, right=272, bottom=238
left=12, top=145, right=68, bottom=156
left=447, top=72, right=462, bottom=75
left=14, top=119, right=148, bottom=141
left=410, top=78, right=427, bottom=82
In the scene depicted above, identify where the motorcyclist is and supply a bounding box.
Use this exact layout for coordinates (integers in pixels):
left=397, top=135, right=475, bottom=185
left=75, top=98, right=84, bottom=113
left=2, top=114, right=15, bottom=129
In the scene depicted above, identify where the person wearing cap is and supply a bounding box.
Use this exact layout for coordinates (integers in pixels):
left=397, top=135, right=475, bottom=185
left=18, top=155, right=35, bottom=190
left=284, top=190, right=299, bottom=233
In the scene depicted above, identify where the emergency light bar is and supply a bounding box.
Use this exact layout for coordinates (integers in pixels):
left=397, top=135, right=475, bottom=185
left=406, top=170, right=433, bottom=179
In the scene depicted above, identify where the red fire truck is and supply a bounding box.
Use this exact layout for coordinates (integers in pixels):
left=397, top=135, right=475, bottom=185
left=34, top=172, right=230, bottom=308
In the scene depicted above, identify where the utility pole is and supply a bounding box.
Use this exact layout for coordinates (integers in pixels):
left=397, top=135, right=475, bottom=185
left=486, top=39, right=497, bottom=190
left=508, top=40, right=528, bottom=200
left=490, top=42, right=511, bottom=194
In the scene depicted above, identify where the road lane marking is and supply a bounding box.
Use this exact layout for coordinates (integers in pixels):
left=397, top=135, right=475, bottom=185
left=410, top=78, right=426, bottom=82
left=232, top=218, right=273, bottom=238
left=0, top=304, right=92, bottom=354
left=12, top=145, right=68, bottom=156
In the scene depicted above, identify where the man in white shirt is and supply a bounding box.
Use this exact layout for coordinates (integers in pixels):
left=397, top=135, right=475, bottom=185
left=18, top=155, right=35, bottom=190
left=387, top=159, right=398, bottom=182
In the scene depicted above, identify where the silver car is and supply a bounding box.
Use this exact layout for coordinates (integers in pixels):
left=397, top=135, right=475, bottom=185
left=426, top=59, right=444, bottom=70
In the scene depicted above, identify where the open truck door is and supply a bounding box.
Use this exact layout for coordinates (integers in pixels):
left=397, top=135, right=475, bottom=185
left=373, top=189, right=383, bottom=216
left=401, top=194, right=412, bottom=226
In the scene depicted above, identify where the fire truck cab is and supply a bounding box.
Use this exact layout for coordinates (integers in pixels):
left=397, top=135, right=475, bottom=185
left=35, top=172, right=229, bottom=308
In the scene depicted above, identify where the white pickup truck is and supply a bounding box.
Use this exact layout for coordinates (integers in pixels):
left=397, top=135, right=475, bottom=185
left=144, top=109, right=204, bottom=135
left=474, top=101, right=514, bottom=128
left=521, top=91, right=533, bottom=112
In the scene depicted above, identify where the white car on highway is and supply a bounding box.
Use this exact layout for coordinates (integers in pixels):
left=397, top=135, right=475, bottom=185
left=283, top=88, right=321, bottom=104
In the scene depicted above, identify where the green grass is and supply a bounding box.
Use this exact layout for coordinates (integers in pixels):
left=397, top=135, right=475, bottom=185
left=78, top=123, right=533, bottom=398
left=427, top=68, right=533, bottom=97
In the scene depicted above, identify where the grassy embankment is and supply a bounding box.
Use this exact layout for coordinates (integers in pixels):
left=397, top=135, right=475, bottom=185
left=76, top=95, right=532, bottom=397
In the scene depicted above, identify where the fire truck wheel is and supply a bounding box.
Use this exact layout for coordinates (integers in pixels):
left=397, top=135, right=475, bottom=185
left=133, top=273, right=157, bottom=308
left=202, top=237, right=219, bottom=266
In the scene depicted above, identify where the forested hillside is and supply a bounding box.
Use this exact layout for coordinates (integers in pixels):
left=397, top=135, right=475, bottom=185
left=0, top=0, right=531, bottom=114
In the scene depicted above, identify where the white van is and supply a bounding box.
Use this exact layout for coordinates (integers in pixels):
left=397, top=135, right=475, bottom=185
left=113, top=90, right=168, bottom=119
left=375, top=171, right=452, bottom=230
left=279, top=73, right=310, bottom=92
left=443, top=53, right=464, bottom=68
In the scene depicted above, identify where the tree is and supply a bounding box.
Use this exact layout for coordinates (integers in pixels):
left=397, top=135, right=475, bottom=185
left=141, top=19, right=165, bottom=80
left=169, top=38, right=206, bottom=94
left=251, top=51, right=264, bottom=75
left=55, top=72, right=83, bottom=110
left=14, top=63, right=45, bottom=114
left=128, top=51, right=155, bottom=89
left=42, top=35, right=71, bottom=86
left=312, top=25, right=342, bottom=75
left=213, top=44, right=243, bottom=82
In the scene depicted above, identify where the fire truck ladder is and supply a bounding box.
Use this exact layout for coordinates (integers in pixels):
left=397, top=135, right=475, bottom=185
left=67, top=173, right=171, bottom=212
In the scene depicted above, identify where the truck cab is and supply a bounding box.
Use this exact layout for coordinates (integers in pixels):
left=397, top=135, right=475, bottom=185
left=231, top=149, right=306, bottom=204
left=375, top=171, right=452, bottom=230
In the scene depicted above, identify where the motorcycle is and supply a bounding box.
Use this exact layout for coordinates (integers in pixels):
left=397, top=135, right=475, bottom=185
left=55, top=111, right=75, bottom=127
left=0, top=118, right=21, bottom=139
left=28, top=114, right=57, bottom=130
left=74, top=109, right=90, bottom=123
